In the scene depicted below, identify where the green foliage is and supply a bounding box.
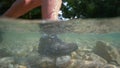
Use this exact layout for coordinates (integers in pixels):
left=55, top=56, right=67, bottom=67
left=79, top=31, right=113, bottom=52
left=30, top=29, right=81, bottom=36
left=62, top=0, right=120, bottom=19
left=0, top=0, right=120, bottom=19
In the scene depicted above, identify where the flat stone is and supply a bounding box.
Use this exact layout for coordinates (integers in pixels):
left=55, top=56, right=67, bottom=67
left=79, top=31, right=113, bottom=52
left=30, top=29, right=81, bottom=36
left=93, top=41, right=120, bottom=65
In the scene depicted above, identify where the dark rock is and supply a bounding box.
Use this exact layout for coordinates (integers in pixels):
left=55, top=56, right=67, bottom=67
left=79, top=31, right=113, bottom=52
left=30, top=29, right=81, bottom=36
left=38, top=34, right=78, bottom=57
left=93, top=41, right=120, bottom=65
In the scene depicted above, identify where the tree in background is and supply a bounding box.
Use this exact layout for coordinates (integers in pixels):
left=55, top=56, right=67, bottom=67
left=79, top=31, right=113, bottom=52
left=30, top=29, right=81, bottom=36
left=0, top=0, right=120, bottom=19
left=62, top=0, right=120, bottom=19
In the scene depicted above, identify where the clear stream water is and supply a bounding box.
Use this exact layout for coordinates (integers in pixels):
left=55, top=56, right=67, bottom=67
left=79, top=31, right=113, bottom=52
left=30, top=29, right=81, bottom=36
left=1, top=31, right=120, bottom=50
left=0, top=19, right=120, bottom=58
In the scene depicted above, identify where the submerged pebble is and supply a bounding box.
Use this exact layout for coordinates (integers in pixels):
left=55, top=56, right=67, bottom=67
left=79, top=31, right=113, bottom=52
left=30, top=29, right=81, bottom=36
left=103, top=64, right=117, bottom=68
left=56, top=55, right=71, bottom=67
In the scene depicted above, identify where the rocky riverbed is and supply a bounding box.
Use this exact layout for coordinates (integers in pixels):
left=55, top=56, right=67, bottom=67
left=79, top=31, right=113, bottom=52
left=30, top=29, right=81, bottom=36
left=0, top=41, right=120, bottom=68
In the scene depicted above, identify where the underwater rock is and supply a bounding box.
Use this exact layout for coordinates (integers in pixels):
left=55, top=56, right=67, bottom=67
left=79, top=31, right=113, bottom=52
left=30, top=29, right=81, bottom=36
left=0, top=57, right=14, bottom=68
left=103, top=64, right=117, bottom=68
left=38, top=34, right=78, bottom=57
left=73, top=46, right=107, bottom=64
left=93, top=41, right=120, bottom=65
left=66, top=59, right=105, bottom=68
left=0, top=57, right=14, bottom=64
left=64, top=59, right=82, bottom=68
left=89, top=53, right=107, bottom=64
left=56, top=55, right=71, bottom=68
left=36, top=57, right=56, bottom=68
left=80, top=60, right=104, bottom=68
left=28, top=54, right=71, bottom=68
left=0, top=56, right=33, bottom=68
left=15, top=65, right=27, bottom=68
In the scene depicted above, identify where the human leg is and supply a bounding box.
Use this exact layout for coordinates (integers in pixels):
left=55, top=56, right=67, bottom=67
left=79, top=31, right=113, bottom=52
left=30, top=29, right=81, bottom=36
left=2, top=0, right=41, bottom=18
left=2, top=0, right=62, bottom=20
left=41, top=0, right=62, bottom=20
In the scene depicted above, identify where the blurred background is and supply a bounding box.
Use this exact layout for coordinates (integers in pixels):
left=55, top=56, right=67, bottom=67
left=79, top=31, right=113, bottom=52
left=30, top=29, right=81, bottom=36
left=0, top=0, right=120, bottom=20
